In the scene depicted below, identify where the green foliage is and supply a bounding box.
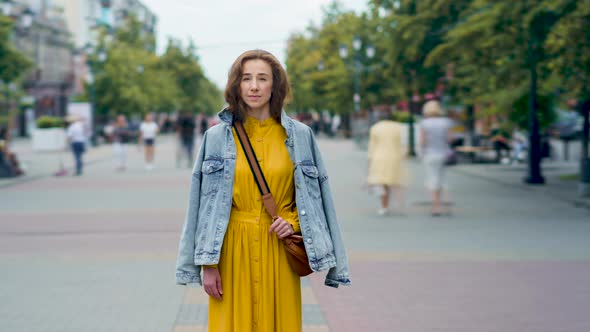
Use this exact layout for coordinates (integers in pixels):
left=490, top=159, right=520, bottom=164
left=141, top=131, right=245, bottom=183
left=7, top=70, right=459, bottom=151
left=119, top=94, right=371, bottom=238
left=391, top=111, right=410, bottom=123
left=287, top=0, right=586, bottom=131
left=89, top=17, right=221, bottom=120
left=285, top=2, right=394, bottom=115
left=543, top=0, right=590, bottom=101
left=36, top=116, right=65, bottom=128
left=0, top=15, right=32, bottom=83
left=159, top=39, right=222, bottom=115
left=510, top=93, right=556, bottom=130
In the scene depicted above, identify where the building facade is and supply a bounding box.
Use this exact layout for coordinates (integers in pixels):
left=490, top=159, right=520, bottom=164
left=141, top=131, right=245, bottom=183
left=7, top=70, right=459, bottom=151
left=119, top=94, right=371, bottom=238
left=10, top=0, right=74, bottom=127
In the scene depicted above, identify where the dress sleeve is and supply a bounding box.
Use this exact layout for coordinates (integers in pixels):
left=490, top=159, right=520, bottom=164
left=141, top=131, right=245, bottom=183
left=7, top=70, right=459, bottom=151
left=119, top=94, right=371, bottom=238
left=286, top=218, right=301, bottom=233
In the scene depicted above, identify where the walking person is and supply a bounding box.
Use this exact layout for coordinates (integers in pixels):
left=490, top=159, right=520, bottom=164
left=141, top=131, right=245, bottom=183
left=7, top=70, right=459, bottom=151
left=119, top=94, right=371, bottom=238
left=200, top=114, right=208, bottom=138
left=367, top=110, right=408, bottom=216
left=419, top=100, right=453, bottom=216
left=175, top=49, right=351, bottom=332
left=66, top=115, right=87, bottom=176
left=176, top=112, right=196, bottom=168
left=112, top=114, right=131, bottom=171
left=139, top=113, right=159, bottom=170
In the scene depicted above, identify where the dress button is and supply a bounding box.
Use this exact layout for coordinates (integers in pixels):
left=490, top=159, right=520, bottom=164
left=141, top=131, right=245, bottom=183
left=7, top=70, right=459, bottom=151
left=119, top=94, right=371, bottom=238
left=256, top=138, right=262, bottom=142
left=255, top=217, right=260, bottom=221
left=254, top=256, right=259, bottom=262
left=254, top=236, right=259, bottom=241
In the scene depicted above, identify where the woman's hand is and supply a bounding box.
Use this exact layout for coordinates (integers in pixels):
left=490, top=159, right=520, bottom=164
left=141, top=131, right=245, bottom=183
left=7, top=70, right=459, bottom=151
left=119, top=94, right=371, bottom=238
left=203, top=267, right=223, bottom=300
left=269, top=217, right=295, bottom=239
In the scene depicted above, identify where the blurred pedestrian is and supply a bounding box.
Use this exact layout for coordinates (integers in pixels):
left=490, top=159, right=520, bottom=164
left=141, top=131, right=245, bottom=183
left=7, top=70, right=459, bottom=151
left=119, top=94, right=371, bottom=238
left=176, top=112, right=196, bottom=168
left=139, top=113, right=159, bottom=170
left=66, top=115, right=87, bottom=176
left=0, top=126, right=24, bottom=177
left=420, top=100, right=453, bottom=216
left=331, top=114, right=341, bottom=137
left=112, top=114, right=131, bottom=171
left=175, top=49, right=350, bottom=332
left=367, top=110, right=407, bottom=216
left=176, top=112, right=197, bottom=168
left=200, top=114, right=208, bottom=137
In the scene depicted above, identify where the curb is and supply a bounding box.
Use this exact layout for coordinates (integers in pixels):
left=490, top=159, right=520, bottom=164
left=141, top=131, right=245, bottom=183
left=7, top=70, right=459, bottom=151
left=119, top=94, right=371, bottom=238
left=451, top=166, right=590, bottom=211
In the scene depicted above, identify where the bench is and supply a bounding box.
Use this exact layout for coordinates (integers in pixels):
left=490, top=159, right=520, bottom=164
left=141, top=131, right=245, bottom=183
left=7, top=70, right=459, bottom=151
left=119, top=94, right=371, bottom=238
left=455, top=146, right=493, bottom=163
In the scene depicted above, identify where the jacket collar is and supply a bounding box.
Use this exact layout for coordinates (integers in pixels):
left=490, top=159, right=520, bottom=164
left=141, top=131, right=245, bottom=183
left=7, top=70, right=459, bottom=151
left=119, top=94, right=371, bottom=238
left=217, top=108, right=294, bottom=146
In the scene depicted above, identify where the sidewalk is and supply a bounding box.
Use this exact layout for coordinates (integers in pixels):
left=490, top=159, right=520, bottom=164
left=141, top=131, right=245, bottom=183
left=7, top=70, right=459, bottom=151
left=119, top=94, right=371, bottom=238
left=452, top=160, right=590, bottom=210
left=0, top=136, right=181, bottom=189
left=1, top=135, right=590, bottom=332
left=0, top=138, right=110, bottom=188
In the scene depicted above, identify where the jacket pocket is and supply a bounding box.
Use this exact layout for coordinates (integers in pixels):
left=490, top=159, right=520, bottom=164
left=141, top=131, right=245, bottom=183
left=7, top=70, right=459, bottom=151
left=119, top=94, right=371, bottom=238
left=201, top=159, right=224, bottom=196
left=301, top=165, right=321, bottom=200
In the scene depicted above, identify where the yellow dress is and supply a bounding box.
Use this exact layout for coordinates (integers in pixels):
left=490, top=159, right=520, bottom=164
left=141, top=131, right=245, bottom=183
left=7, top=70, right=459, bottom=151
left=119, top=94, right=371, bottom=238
left=207, top=116, right=302, bottom=332
left=367, top=120, right=408, bottom=186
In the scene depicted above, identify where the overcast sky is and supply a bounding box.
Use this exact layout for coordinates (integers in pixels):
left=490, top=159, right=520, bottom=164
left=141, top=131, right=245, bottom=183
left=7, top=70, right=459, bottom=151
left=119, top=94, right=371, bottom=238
left=141, top=0, right=368, bottom=90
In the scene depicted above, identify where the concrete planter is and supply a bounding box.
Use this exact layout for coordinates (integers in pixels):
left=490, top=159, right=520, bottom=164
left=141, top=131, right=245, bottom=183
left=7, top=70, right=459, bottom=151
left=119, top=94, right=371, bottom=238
left=32, top=128, right=67, bottom=151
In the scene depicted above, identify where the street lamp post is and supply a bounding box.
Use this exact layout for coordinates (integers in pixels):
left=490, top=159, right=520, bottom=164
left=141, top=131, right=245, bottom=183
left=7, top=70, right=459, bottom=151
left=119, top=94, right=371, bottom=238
left=339, top=36, right=375, bottom=143
left=579, top=99, right=590, bottom=196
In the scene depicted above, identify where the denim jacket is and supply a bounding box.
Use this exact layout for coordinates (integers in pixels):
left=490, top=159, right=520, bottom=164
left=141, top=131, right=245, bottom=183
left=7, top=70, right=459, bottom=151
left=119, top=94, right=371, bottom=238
left=175, top=109, right=351, bottom=288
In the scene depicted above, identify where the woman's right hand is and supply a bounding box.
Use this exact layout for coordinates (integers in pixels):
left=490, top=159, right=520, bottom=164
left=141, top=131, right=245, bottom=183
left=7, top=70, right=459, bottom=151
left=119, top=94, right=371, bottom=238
left=203, top=266, right=223, bottom=300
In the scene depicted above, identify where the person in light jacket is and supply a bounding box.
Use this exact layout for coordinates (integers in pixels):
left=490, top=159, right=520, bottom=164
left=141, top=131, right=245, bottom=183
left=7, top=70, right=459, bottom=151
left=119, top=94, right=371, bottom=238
left=175, top=49, right=350, bottom=332
left=419, top=100, right=453, bottom=216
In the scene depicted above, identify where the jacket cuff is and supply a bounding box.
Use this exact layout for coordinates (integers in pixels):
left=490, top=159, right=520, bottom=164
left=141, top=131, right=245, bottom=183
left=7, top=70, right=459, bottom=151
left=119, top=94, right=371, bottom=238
left=176, top=271, right=202, bottom=286
left=324, top=274, right=351, bottom=288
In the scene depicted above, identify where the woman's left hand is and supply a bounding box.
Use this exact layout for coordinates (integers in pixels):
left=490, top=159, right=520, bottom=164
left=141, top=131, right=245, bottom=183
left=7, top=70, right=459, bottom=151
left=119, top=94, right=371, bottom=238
left=269, top=217, right=294, bottom=239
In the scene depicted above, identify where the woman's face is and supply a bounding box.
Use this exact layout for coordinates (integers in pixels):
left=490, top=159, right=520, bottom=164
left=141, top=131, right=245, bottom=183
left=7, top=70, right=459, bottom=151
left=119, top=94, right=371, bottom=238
left=240, top=59, right=273, bottom=113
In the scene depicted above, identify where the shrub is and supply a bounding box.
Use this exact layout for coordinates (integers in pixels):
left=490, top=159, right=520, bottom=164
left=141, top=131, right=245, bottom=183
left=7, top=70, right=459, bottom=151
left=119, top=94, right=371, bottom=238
left=36, top=116, right=65, bottom=129
left=391, top=112, right=410, bottom=123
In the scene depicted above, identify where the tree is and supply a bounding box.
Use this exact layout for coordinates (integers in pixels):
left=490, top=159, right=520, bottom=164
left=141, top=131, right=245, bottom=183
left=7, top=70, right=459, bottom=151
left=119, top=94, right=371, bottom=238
left=0, top=15, right=31, bottom=130
left=159, top=39, right=222, bottom=115
left=90, top=17, right=221, bottom=120
left=543, top=0, right=590, bottom=195
left=0, top=16, right=31, bottom=83
left=369, top=0, right=471, bottom=155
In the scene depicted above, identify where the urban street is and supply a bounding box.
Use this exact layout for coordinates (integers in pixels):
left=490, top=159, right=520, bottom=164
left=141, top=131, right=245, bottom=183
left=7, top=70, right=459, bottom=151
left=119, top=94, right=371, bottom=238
left=1, top=135, right=589, bottom=332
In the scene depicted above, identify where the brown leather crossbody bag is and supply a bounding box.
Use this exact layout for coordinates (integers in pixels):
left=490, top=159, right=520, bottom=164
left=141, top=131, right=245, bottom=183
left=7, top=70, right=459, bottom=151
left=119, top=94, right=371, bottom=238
left=234, top=120, right=313, bottom=277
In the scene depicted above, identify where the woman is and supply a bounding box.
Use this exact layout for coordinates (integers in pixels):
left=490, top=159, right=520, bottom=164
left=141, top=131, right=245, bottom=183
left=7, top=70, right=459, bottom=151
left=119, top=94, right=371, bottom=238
left=66, top=115, right=87, bottom=176
left=175, top=50, right=350, bottom=332
left=139, top=113, right=159, bottom=170
left=419, top=100, right=453, bottom=216
left=367, top=111, right=407, bottom=216
left=112, top=114, right=131, bottom=171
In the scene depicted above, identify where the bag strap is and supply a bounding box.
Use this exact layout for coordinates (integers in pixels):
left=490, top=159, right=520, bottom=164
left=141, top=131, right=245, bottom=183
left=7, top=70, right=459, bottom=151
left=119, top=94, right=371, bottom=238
left=233, top=120, right=278, bottom=219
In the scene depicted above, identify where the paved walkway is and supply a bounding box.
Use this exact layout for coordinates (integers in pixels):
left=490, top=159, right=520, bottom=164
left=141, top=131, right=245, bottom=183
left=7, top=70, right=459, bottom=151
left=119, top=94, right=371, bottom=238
left=1, top=134, right=589, bottom=331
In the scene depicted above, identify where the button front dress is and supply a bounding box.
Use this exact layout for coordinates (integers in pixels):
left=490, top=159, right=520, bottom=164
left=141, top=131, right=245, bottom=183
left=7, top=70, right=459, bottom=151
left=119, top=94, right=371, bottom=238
left=207, top=116, right=302, bottom=332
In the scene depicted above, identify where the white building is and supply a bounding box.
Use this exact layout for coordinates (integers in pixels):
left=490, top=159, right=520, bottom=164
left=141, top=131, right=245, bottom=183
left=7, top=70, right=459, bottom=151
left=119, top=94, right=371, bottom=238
left=57, top=0, right=157, bottom=49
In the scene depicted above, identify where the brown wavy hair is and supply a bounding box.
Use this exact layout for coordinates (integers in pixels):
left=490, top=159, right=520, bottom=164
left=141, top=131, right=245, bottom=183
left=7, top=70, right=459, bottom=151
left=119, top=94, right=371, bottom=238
left=224, top=49, right=291, bottom=123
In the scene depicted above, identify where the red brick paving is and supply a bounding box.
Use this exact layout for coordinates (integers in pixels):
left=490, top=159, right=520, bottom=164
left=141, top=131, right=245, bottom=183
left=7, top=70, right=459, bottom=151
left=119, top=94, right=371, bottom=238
left=310, top=261, right=590, bottom=332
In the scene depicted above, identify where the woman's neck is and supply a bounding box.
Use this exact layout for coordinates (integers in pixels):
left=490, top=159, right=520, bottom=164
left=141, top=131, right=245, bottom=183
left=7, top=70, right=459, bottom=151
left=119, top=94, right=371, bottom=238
left=247, top=107, right=271, bottom=121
